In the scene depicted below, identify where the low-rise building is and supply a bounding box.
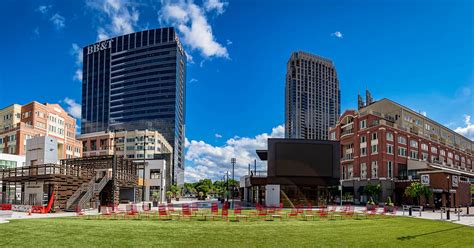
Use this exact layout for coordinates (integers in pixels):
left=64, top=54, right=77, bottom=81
left=329, top=91, right=473, bottom=208
left=78, top=129, right=174, bottom=199
left=0, top=101, right=82, bottom=159
left=0, top=153, right=25, bottom=169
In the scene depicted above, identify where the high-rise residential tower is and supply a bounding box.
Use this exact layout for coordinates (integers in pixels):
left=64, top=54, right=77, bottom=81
left=285, top=51, right=340, bottom=140
left=81, top=27, right=186, bottom=185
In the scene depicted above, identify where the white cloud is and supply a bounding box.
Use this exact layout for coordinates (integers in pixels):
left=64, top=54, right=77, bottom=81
left=203, top=0, right=228, bottom=14
left=50, top=13, right=66, bottom=29
left=454, top=115, right=474, bottom=140
left=184, top=125, right=284, bottom=182
left=33, top=27, right=40, bottom=38
left=226, top=39, right=232, bottom=45
left=87, top=0, right=140, bottom=41
left=215, top=133, right=222, bottom=138
left=63, top=98, right=82, bottom=119
left=36, top=5, right=52, bottom=15
left=331, top=31, right=343, bottom=38
left=189, top=78, right=198, bottom=83
left=36, top=5, right=66, bottom=30
left=421, top=111, right=427, bottom=117
left=71, top=43, right=83, bottom=82
left=159, top=0, right=229, bottom=59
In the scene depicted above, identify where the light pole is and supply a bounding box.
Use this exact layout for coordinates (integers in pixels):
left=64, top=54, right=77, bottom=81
left=231, top=158, right=236, bottom=209
left=226, top=171, right=229, bottom=203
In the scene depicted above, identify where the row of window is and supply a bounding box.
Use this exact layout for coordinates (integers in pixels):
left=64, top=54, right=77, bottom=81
left=344, top=161, right=394, bottom=180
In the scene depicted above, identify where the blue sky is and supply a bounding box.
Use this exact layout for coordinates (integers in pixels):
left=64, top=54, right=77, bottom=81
left=0, top=0, right=472, bottom=181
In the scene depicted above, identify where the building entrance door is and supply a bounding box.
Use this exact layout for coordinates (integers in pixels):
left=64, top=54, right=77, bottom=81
left=433, top=193, right=442, bottom=209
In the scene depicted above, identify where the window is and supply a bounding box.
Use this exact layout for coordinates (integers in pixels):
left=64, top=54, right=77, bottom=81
left=398, top=136, right=406, bottom=144
left=410, top=140, right=418, bottom=148
left=425, top=123, right=431, bottom=130
left=360, top=120, right=367, bottom=129
left=360, top=147, right=367, bottom=156
left=410, top=151, right=418, bottom=159
left=345, top=165, right=353, bottom=179
left=404, top=115, right=412, bottom=122
left=387, top=144, right=393, bottom=154
left=330, top=132, right=336, bottom=140
left=454, top=154, right=459, bottom=160
left=371, top=144, right=378, bottom=154
left=421, top=143, right=428, bottom=151
left=398, top=147, right=407, bottom=156
left=386, top=132, right=393, bottom=141
left=360, top=136, right=366, bottom=143
left=415, top=119, right=422, bottom=126
left=448, top=152, right=453, bottom=158
left=371, top=132, right=378, bottom=140
left=422, top=153, right=428, bottom=161
left=371, top=161, right=378, bottom=178
left=360, top=163, right=367, bottom=179
left=387, top=161, right=393, bottom=178
left=431, top=147, right=438, bottom=154
left=440, top=150, right=446, bottom=156
left=150, top=169, right=161, bottom=179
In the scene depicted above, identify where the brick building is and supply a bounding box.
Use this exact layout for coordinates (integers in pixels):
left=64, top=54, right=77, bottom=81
left=329, top=92, right=473, bottom=208
left=0, top=101, right=82, bottom=161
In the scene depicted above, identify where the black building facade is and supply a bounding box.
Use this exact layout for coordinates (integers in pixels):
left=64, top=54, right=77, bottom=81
left=81, top=27, right=186, bottom=184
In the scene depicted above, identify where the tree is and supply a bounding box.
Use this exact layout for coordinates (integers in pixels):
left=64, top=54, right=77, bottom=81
left=404, top=182, right=432, bottom=205
left=363, top=183, right=381, bottom=203
left=170, top=184, right=182, bottom=198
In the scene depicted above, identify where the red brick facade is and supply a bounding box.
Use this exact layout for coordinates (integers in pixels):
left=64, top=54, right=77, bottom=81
left=0, top=101, right=82, bottom=160
left=330, top=106, right=473, bottom=207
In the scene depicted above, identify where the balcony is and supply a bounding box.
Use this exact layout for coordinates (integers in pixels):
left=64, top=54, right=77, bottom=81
left=340, top=129, right=354, bottom=137
left=341, top=154, right=354, bottom=162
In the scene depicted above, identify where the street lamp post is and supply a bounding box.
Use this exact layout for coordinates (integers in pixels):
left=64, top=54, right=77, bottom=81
left=446, top=175, right=451, bottom=220
left=226, top=171, right=229, bottom=203
left=231, top=158, right=236, bottom=209
left=109, top=128, right=118, bottom=212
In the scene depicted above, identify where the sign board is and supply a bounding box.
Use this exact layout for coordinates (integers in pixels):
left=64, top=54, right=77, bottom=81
left=421, top=174, right=430, bottom=185
left=452, top=175, right=459, bottom=188
left=87, top=40, right=114, bottom=55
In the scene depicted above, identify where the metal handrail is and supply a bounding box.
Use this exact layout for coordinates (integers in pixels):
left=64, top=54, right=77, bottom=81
left=66, top=177, right=95, bottom=209
left=77, top=179, right=95, bottom=210
left=94, top=176, right=110, bottom=193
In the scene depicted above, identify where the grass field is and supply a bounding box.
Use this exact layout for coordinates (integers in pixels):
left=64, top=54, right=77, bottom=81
left=0, top=216, right=473, bottom=247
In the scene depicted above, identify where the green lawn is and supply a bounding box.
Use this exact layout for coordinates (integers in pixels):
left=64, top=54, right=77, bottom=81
left=0, top=216, right=473, bottom=247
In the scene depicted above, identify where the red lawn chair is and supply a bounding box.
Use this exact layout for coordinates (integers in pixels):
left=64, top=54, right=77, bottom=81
left=364, top=206, right=378, bottom=218
left=181, top=204, right=192, bottom=220
left=257, top=205, right=268, bottom=220
left=287, top=206, right=299, bottom=219
left=221, top=204, right=229, bottom=221
left=125, top=204, right=138, bottom=219
left=343, top=205, right=355, bottom=219
left=158, top=204, right=171, bottom=220
left=302, top=203, right=315, bottom=221
left=232, top=203, right=249, bottom=221
left=317, top=206, right=328, bottom=220
left=100, top=206, right=112, bottom=218
left=204, top=202, right=219, bottom=221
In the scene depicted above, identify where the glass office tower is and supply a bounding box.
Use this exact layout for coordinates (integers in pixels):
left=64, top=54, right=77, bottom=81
left=81, top=27, right=186, bottom=184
